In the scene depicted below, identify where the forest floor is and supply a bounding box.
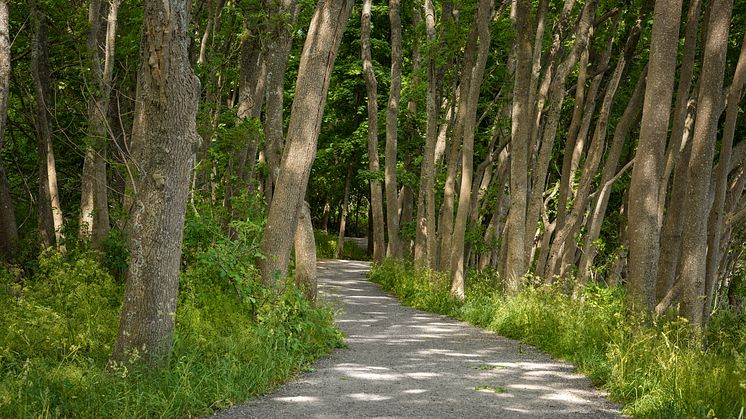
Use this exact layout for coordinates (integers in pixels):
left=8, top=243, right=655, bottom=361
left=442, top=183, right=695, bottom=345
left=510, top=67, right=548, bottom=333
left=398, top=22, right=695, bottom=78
left=211, top=259, right=621, bottom=418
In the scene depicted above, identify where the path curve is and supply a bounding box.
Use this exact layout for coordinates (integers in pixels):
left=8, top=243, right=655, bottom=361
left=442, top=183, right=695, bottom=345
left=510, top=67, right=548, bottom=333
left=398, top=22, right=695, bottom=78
left=213, top=259, right=620, bottom=418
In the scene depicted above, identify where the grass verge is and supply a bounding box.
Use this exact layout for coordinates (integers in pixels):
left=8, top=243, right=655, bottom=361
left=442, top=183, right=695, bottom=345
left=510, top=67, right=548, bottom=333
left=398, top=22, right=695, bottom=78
left=370, top=259, right=746, bottom=418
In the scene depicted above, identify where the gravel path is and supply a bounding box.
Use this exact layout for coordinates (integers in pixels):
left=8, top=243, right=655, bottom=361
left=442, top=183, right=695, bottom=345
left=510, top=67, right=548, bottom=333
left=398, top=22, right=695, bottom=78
left=212, top=259, right=621, bottom=418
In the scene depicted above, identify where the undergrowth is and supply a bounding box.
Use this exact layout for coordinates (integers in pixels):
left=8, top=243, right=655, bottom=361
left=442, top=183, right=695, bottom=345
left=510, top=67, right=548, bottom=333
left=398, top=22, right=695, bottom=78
left=314, top=229, right=370, bottom=261
left=0, top=207, right=343, bottom=418
left=370, top=259, right=746, bottom=418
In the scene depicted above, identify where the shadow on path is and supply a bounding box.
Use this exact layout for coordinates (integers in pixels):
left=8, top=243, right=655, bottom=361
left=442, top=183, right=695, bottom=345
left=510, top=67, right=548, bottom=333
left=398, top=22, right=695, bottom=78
left=212, top=259, right=621, bottom=418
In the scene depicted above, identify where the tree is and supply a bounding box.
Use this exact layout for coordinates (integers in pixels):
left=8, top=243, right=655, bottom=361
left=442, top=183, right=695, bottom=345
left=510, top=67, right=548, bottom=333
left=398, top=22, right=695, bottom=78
left=258, top=0, right=354, bottom=289
left=384, top=0, right=403, bottom=259
left=678, top=0, right=733, bottom=328
left=31, top=1, right=64, bottom=250
left=626, top=0, right=683, bottom=312
left=503, top=0, right=532, bottom=293
left=112, top=0, right=201, bottom=367
left=80, top=0, right=120, bottom=248
left=0, top=0, right=16, bottom=260
left=361, top=0, right=385, bottom=262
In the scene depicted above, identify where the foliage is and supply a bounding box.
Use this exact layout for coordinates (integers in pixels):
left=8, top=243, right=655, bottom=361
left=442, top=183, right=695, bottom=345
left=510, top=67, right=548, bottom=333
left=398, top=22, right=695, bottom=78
left=314, top=229, right=370, bottom=261
left=370, top=260, right=746, bottom=418
left=0, top=214, right=342, bottom=418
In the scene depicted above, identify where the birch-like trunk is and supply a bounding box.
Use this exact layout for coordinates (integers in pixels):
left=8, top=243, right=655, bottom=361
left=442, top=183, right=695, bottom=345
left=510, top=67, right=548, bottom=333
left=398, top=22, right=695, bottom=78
left=0, top=0, right=16, bottom=260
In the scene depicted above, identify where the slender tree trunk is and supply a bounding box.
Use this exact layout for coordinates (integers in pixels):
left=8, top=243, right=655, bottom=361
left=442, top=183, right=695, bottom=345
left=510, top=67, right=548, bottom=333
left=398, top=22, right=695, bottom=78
left=294, top=202, right=317, bottom=304
left=385, top=0, right=403, bottom=259
left=503, top=0, right=532, bottom=293
left=627, top=0, right=683, bottom=312
left=679, top=0, right=733, bottom=328
left=704, top=32, right=746, bottom=324
left=31, top=2, right=63, bottom=250
left=263, top=0, right=299, bottom=204
left=450, top=0, right=492, bottom=300
left=0, top=0, right=16, bottom=260
left=112, top=0, right=200, bottom=367
left=81, top=0, right=119, bottom=248
left=414, top=0, right=438, bottom=270
left=361, top=0, right=385, bottom=262
left=578, top=67, right=646, bottom=283
left=258, top=0, right=353, bottom=288
left=337, top=162, right=353, bottom=258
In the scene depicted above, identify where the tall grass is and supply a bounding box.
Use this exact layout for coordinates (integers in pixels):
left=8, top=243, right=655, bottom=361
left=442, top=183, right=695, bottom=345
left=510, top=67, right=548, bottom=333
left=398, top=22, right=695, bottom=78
left=0, top=211, right=343, bottom=418
left=370, top=260, right=746, bottom=418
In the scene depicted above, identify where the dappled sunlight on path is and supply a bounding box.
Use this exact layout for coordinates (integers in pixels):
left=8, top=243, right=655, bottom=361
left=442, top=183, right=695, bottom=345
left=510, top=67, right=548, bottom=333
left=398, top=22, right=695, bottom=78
left=212, top=259, right=620, bottom=418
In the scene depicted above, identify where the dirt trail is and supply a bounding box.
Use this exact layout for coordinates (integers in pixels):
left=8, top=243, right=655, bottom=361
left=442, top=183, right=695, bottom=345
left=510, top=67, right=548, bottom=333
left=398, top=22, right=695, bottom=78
left=212, top=259, right=620, bottom=418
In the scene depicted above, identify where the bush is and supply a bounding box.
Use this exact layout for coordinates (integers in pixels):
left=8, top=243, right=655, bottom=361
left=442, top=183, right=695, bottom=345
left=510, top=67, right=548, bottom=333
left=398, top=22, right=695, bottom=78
left=370, top=261, right=746, bottom=418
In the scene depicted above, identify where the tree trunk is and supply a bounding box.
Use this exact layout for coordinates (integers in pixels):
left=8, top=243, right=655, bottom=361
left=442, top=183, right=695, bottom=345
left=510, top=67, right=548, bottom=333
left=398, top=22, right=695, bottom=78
left=627, top=0, right=683, bottom=313
left=337, top=162, right=353, bottom=258
left=258, top=0, right=353, bottom=288
left=81, top=0, right=119, bottom=248
left=294, top=202, right=317, bottom=304
left=384, top=0, right=403, bottom=259
left=414, top=0, right=438, bottom=270
left=263, top=0, right=299, bottom=204
left=31, top=2, right=64, bottom=250
left=450, top=0, right=492, bottom=301
left=578, top=66, right=646, bottom=283
left=679, top=0, right=733, bottom=328
left=0, top=0, right=16, bottom=260
left=704, top=32, right=746, bottom=325
left=503, top=0, right=532, bottom=293
left=361, top=0, right=385, bottom=262
left=112, top=0, right=200, bottom=367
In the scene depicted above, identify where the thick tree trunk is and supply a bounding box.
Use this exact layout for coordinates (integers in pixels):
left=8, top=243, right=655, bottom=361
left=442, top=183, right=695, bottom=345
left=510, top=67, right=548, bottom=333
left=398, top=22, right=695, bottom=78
left=704, top=32, right=746, bottom=324
left=627, top=0, right=683, bottom=312
left=81, top=0, right=119, bottom=248
left=361, top=0, right=385, bottom=262
left=258, top=0, right=353, bottom=288
left=679, top=0, right=733, bottom=328
left=503, top=0, right=532, bottom=293
left=0, top=0, right=16, bottom=260
left=112, top=0, right=200, bottom=367
left=263, top=0, right=299, bottom=204
left=294, top=202, right=317, bottom=304
left=384, top=0, right=403, bottom=259
left=31, top=2, right=64, bottom=250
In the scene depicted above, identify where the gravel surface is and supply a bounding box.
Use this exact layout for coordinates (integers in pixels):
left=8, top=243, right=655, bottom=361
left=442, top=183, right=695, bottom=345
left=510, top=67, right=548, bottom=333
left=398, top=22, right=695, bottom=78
left=212, top=259, right=621, bottom=418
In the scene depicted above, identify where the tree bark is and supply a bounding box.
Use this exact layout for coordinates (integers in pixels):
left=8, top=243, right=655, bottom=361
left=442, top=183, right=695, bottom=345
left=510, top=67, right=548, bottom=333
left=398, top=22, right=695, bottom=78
left=384, top=0, right=403, bottom=259
left=112, top=0, right=200, bottom=367
left=80, top=0, right=119, bottom=248
left=627, top=0, right=683, bottom=312
left=0, top=0, right=16, bottom=260
left=31, top=2, right=64, bottom=250
left=258, top=0, right=353, bottom=289
left=414, top=0, right=438, bottom=270
left=679, top=0, right=733, bottom=328
left=361, top=0, right=385, bottom=262
left=263, top=0, right=299, bottom=204
left=450, top=0, right=492, bottom=300
left=704, top=32, right=746, bottom=324
left=294, top=202, right=317, bottom=304
left=337, top=162, right=353, bottom=259
left=503, top=0, right=532, bottom=293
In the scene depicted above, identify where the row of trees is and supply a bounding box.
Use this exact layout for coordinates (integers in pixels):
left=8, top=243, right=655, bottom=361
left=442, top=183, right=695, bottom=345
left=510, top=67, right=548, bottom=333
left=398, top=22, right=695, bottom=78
left=0, top=0, right=744, bottom=365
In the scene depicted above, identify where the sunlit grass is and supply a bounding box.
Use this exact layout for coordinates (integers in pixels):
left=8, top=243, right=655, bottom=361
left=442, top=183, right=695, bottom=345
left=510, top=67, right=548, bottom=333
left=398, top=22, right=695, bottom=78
left=370, top=260, right=746, bottom=418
